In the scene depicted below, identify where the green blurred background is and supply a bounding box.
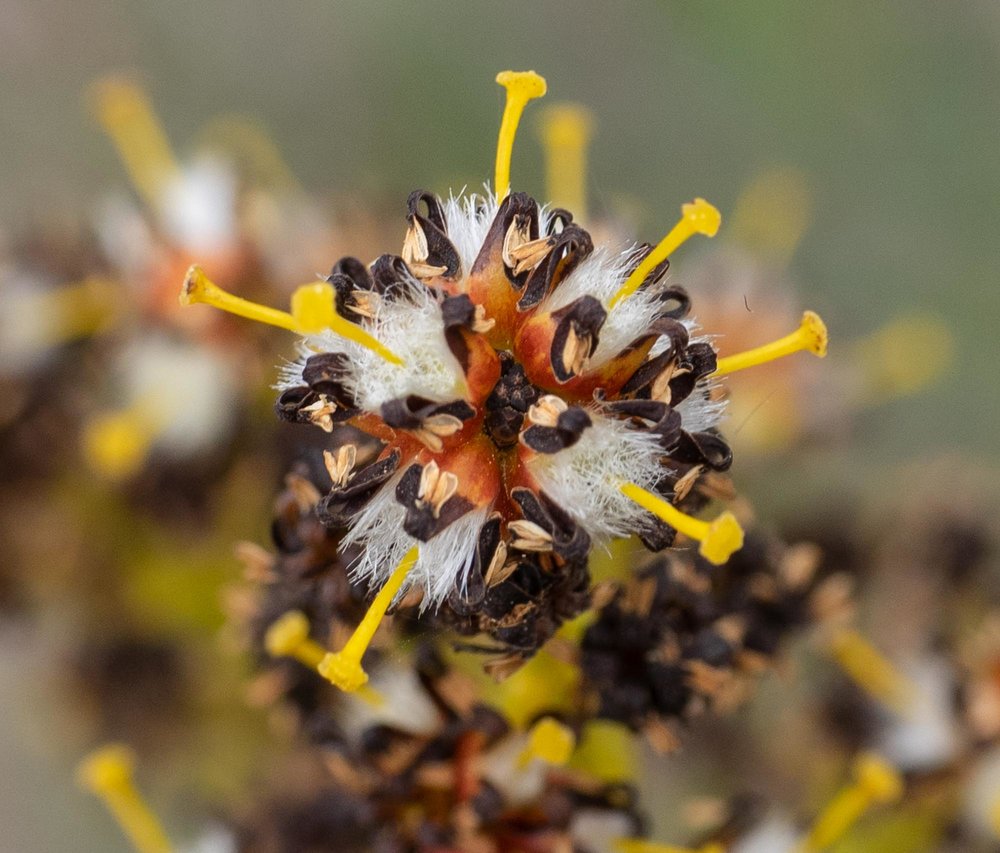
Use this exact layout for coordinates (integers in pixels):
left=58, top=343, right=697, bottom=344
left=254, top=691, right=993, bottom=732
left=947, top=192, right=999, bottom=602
left=2, top=1, right=997, bottom=849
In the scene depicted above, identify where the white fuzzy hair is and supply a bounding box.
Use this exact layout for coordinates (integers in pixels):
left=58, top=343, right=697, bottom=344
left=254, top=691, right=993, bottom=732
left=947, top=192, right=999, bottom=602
left=539, top=243, right=665, bottom=368
left=442, top=188, right=500, bottom=275
left=527, top=412, right=668, bottom=543
left=278, top=284, right=466, bottom=411
left=342, top=470, right=491, bottom=609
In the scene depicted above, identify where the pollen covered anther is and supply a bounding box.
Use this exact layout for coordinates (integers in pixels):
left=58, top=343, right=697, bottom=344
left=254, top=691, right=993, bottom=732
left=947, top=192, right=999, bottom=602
left=713, top=310, right=828, bottom=376
left=518, top=716, right=577, bottom=768
left=494, top=70, right=548, bottom=197
left=76, top=743, right=172, bottom=853
left=620, top=482, right=743, bottom=565
left=319, top=545, right=419, bottom=692
left=180, top=265, right=403, bottom=365
left=609, top=198, right=721, bottom=308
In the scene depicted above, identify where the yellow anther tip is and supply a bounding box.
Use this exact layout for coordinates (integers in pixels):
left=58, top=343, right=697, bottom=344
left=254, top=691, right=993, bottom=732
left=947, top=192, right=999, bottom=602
left=853, top=753, right=903, bottom=803
left=264, top=611, right=310, bottom=658
left=801, top=310, right=828, bottom=357
left=179, top=264, right=207, bottom=306
left=539, top=104, right=595, bottom=146
left=682, top=198, right=722, bottom=237
left=526, top=717, right=576, bottom=766
left=76, top=744, right=135, bottom=794
left=318, top=651, right=370, bottom=692
left=699, top=512, right=744, bottom=565
left=496, top=70, right=548, bottom=99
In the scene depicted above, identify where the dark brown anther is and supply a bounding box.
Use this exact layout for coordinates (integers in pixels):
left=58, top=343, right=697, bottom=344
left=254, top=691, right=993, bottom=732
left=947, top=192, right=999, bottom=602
left=545, top=209, right=574, bottom=236
left=603, top=399, right=682, bottom=449
left=301, top=353, right=357, bottom=409
left=626, top=242, right=671, bottom=292
left=655, top=285, right=692, bottom=321
left=517, top=224, right=594, bottom=311
left=471, top=192, right=539, bottom=288
left=447, top=515, right=504, bottom=615
left=330, top=256, right=374, bottom=290
left=317, top=449, right=402, bottom=527
left=274, top=386, right=319, bottom=424
left=403, top=190, right=462, bottom=280
left=370, top=254, right=426, bottom=300
left=395, top=462, right=474, bottom=541
left=520, top=396, right=592, bottom=454
left=381, top=396, right=475, bottom=453
left=510, top=488, right=590, bottom=562
left=483, top=351, right=543, bottom=449
left=672, top=430, right=734, bottom=472
left=549, top=295, right=606, bottom=382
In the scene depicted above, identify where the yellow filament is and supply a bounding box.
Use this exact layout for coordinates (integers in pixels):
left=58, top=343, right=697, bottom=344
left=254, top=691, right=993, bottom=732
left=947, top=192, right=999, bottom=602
left=609, top=199, right=721, bottom=308
left=198, top=114, right=300, bottom=191
left=713, top=311, right=827, bottom=377
left=76, top=744, right=172, bottom=853
left=89, top=77, right=179, bottom=210
left=569, top=720, right=636, bottom=784
left=319, top=545, right=419, bottom=692
left=614, top=840, right=725, bottom=853
left=538, top=103, right=594, bottom=219
left=518, top=716, right=576, bottom=768
left=180, top=265, right=402, bottom=365
left=989, top=792, right=1000, bottom=839
left=828, top=628, right=913, bottom=714
left=82, top=398, right=163, bottom=480
left=494, top=70, right=547, bottom=197
left=266, top=610, right=383, bottom=706
left=620, top=483, right=744, bottom=565
left=800, top=752, right=903, bottom=852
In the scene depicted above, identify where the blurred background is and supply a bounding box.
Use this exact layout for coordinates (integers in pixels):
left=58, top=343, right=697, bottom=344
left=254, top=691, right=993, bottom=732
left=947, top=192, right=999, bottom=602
left=1, top=0, right=997, bottom=850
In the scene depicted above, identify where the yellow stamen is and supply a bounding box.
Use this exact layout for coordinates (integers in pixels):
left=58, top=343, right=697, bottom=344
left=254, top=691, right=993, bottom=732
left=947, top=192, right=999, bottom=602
left=89, top=77, right=179, bottom=210
left=82, top=398, right=163, bottom=480
left=494, top=70, right=547, bottom=197
left=569, top=720, right=637, bottom=784
left=180, top=265, right=402, bottom=365
left=727, top=166, right=812, bottom=266
left=76, top=744, right=172, bottom=853
left=620, top=483, right=743, bottom=565
left=614, top=840, right=725, bottom=853
left=609, top=199, right=721, bottom=308
left=827, top=628, right=913, bottom=714
left=319, top=545, right=419, bottom=692
left=265, top=610, right=383, bottom=707
left=198, top=114, right=300, bottom=191
left=538, top=103, right=594, bottom=220
left=713, top=310, right=827, bottom=377
left=799, top=752, right=903, bottom=852
left=989, top=791, right=1000, bottom=839
left=517, top=716, right=576, bottom=768
left=37, top=277, right=119, bottom=346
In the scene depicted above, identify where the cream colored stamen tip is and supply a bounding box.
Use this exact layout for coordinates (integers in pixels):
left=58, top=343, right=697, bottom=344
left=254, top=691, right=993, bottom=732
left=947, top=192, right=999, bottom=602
left=527, top=716, right=576, bottom=766
left=700, top=512, right=744, bottom=565
left=318, top=652, right=369, bottom=692
left=682, top=198, right=722, bottom=237
left=801, top=310, right=829, bottom=357
left=853, top=752, right=903, bottom=803
left=496, top=70, right=548, bottom=99
left=77, top=743, right=135, bottom=793
left=264, top=611, right=310, bottom=657
left=179, top=264, right=207, bottom=306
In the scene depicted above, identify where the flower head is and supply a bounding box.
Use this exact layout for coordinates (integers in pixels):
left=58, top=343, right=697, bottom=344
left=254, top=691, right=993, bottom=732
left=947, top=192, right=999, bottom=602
left=184, top=70, right=827, bottom=680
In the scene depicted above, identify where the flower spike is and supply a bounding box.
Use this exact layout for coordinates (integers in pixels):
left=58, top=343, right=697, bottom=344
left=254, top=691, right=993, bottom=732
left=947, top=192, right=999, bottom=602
left=713, top=310, right=827, bottom=376
left=180, top=265, right=403, bottom=365
left=266, top=611, right=383, bottom=706
left=827, top=628, right=913, bottom=714
left=319, top=545, right=419, bottom=692
left=89, top=77, right=179, bottom=210
left=609, top=199, right=721, bottom=308
left=800, top=752, right=903, bottom=851
left=518, top=716, right=577, bottom=768
left=538, top=103, right=594, bottom=220
left=76, top=743, right=172, bottom=853
left=494, top=70, right=547, bottom=198
left=620, top=483, right=743, bottom=565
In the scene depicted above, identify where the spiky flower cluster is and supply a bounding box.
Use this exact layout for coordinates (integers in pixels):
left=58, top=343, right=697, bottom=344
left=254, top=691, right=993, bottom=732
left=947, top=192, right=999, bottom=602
left=181, top=69, right=827, bottom=689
